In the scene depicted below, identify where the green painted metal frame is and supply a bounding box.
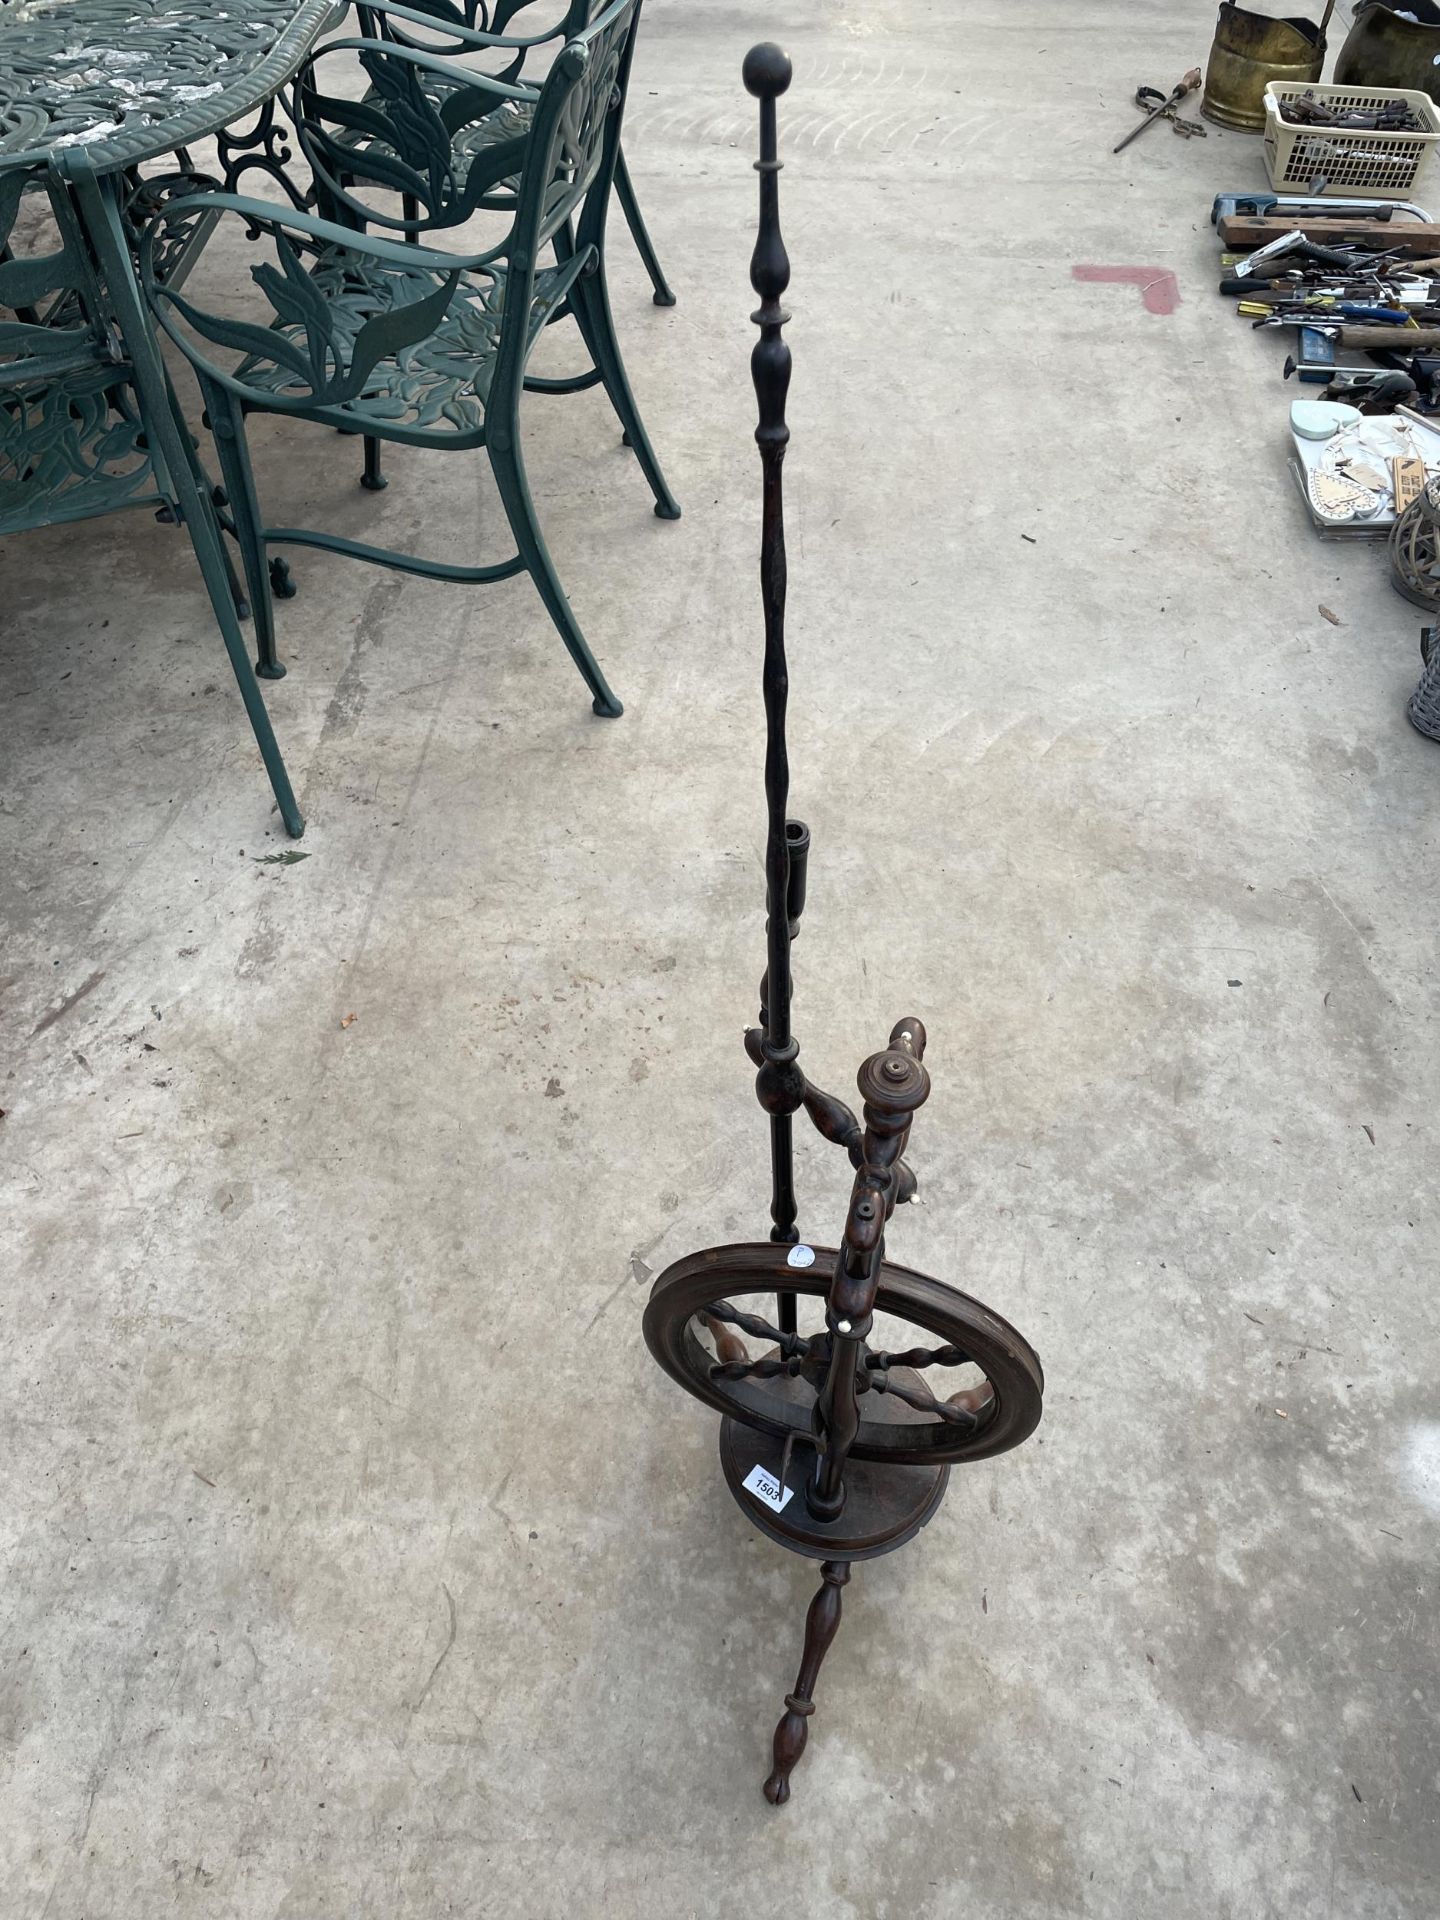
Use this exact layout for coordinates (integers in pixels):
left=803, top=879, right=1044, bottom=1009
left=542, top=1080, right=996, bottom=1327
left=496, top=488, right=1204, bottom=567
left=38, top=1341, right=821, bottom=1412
left=0, top=0, right=356, bottom=836
left=351, top=0, right=675, bottom=306
left=0, top=163, right=167, bottom=532
left=140, top=0, right=678, bottom=719
left=55, top=147, right=304, bottom=834
left=0, top=145, right=302, bottom=833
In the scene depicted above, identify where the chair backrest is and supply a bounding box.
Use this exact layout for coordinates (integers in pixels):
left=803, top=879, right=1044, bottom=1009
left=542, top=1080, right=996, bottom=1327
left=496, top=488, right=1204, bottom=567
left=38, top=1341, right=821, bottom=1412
left=142, top=0, right=645, bottom=419
left=0, top=160, right=159, bottom=534
left=354, top=0, right=590, bottom=62
left=0, top=162, right=112, bottom=378
left=294, top=0, right=642, bottom=252
left=524, top=0, right=641, bottom=250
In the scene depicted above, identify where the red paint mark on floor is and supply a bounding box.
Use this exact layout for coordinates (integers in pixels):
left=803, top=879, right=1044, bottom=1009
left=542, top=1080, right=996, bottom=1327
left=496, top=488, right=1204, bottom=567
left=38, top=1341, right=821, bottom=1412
left=1072, top=265, right=1181, bottom=315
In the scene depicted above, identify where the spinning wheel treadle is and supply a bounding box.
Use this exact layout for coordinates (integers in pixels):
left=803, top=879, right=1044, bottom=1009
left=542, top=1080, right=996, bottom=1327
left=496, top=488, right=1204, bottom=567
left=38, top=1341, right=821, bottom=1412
left=642, top=42, right=1046, bottom=1808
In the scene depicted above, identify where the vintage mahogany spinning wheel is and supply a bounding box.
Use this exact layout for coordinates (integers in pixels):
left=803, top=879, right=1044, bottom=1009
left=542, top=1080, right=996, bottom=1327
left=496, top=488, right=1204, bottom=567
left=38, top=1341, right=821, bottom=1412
left=643, top=44, right=1045, bottom=1805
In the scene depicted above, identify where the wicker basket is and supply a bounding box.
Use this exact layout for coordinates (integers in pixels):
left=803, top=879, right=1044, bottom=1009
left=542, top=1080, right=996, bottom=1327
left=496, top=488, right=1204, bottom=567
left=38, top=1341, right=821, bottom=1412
left=1409, top=628, right=1440, bottom=742
left=1263, top=82, right=1440, bottom=195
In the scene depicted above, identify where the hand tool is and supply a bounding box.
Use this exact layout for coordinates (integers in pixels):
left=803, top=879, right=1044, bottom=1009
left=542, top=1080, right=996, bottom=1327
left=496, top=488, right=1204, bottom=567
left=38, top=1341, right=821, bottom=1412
left=1337, top=326, right=1440, bottom=349
left=1407, top=355, right=1440, bottom=407
left=1218, top=249, right=1388, bottom=275
left=1212, top=191, right=1432, bottom=224
left=1366, top=354, right=1440, bottom=411
left=1283, top=327, right=1339, bottom=382
left=1321, top=369, right=1419, bottom=410
left=1219, top=275, right=1440, bottom=301
left=1220, top=216, right=1440, bottom=256
left=1114, top=69, right=1206, bottom=152
left=1246, top=301, right=1415, bottom=324
left=1231, top=230, right=1362, bottom=276
left=1267, top=316, right=1440, bottom=348
left=1280, top=93, right=1422, bottom=131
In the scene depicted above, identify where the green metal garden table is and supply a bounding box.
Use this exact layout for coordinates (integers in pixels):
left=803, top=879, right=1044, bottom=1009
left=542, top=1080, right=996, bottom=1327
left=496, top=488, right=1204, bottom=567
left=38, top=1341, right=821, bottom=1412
left=0, top=0, right=343, bottom=836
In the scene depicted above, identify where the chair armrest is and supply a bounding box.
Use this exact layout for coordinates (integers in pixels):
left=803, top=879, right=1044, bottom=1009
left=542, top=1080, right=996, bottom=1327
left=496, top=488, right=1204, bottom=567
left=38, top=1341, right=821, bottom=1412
left=141, top=191, right=505, bottom=275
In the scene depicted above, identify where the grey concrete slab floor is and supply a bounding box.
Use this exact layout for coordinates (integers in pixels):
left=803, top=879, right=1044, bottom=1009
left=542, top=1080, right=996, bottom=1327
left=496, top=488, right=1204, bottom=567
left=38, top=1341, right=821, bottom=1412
left=3, top=1, right=1439, bottom=1914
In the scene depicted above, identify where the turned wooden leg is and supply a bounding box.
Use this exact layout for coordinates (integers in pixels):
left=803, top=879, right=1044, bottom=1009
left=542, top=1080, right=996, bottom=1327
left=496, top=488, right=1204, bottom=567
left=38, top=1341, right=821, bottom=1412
left=763, top=1560, right=851, bottom=1805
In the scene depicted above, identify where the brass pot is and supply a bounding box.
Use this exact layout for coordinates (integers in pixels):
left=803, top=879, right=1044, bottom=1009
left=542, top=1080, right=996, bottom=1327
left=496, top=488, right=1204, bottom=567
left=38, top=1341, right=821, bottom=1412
left=1335, top=1, right=1440, bottom=104
left=1201, top=3, right=1329, bottom=133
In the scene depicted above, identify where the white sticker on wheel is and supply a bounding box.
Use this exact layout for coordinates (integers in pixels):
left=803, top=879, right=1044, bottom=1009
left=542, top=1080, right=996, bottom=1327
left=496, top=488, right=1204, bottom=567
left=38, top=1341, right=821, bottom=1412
left=742, top=1464, right=794, bottom=1512
left=786, top=1245, right=816, bottom=1269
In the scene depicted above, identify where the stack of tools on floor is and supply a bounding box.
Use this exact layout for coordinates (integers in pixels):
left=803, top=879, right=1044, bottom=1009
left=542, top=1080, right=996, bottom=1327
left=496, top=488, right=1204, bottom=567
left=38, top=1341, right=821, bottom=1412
left=1212, top=181, right=1440, bottom=537
left=1278, top=87, right=1428, bottom=131
left=1126, top=18, right=1440, bottom=734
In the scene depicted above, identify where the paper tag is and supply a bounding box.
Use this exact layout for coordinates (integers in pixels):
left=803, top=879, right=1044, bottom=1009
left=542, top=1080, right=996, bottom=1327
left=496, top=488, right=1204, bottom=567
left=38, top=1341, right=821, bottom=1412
left=742, top=1463, right=794, bottom=1512
left=786, top=1244, right=816, bottom=1269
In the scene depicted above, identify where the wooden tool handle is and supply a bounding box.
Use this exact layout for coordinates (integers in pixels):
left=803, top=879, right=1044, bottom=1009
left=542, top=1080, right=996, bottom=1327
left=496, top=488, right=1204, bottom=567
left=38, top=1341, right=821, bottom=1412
left=1338, top=326, right=1440, bottom=348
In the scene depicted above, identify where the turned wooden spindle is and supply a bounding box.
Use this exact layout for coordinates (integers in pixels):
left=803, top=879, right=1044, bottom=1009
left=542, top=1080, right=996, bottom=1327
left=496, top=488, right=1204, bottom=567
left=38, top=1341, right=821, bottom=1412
left=762, top=1559, right=850, bottom=1805
left=701, top=1312, right=750, bottom=1369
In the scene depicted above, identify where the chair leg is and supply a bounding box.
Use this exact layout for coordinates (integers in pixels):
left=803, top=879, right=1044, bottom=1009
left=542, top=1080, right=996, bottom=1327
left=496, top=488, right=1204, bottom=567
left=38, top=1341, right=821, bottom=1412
left=571, top=253, right=681, bottom=522
left=162, top=484, right=250, bottom=622
left=331, top=181, right=391, bottom=493
left=614, top=147, right=675, bottom=308
left=204, top=382, right=285, bottom=680
left=486, top=417, right=622, bottom=718
left=213, top=496, right=252, bottom=623
left=183, top=492, right=303, bottom=835
left=149, top=379, right=251, bottom=620
left=361, top=435, right=387, bottom=492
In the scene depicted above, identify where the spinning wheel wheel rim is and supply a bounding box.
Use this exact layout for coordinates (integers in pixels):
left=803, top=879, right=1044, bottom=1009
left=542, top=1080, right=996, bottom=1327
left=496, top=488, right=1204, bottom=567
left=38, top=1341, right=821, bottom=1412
left=643, top=1242, right=1044, bottom=1469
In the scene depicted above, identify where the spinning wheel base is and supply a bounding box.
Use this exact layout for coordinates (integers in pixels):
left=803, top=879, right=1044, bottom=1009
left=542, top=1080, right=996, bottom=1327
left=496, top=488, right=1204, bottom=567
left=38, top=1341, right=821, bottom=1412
left=720, top=1404, right=950, bottom=1562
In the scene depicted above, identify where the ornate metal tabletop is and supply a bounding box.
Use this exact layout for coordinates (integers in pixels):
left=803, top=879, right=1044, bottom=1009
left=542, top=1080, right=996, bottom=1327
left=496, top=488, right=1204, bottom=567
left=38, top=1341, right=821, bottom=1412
left=0, top=0, right=336, bottom=173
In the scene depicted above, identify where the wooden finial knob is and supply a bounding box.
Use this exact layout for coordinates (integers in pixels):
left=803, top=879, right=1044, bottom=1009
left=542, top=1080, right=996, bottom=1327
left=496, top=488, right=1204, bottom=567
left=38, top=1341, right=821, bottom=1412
left=743, top=42, right=792, bottom=100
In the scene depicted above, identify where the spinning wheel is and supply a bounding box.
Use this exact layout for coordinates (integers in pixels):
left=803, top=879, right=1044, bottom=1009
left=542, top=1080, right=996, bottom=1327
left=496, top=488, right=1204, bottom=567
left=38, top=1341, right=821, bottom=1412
left=644, top=44, right=1046, bottom=1807
left=644, top=1244, right=1043, bottom=1472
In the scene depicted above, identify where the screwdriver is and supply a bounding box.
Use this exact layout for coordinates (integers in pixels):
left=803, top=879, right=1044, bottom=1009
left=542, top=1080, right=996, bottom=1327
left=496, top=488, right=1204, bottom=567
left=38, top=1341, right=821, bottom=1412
left=1240, top=300, right=1414, bottom=324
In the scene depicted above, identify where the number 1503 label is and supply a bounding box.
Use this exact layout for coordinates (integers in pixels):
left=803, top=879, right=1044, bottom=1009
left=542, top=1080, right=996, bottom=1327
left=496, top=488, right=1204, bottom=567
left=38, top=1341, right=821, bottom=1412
left=741, top=1463, right=794, bottom=1513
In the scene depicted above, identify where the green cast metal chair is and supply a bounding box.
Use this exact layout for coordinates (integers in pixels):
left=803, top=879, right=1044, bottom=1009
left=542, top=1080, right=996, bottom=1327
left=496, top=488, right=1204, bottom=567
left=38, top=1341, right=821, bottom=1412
left=349, top=0, right=675, bottom=307
left=0, top=158, right=302, bottom=833
left=140, top=0, right=678, bottom=719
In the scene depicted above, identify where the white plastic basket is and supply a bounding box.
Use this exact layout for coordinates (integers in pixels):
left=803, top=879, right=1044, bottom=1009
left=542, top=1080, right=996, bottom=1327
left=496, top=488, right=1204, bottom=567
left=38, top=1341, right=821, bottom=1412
left=1263, top=82, right=1440, bottom=196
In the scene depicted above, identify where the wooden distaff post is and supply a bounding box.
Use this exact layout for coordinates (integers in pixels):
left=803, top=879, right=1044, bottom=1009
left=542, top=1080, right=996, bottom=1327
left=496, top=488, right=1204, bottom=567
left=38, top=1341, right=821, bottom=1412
left=746, top=42, right=807, bottom=1335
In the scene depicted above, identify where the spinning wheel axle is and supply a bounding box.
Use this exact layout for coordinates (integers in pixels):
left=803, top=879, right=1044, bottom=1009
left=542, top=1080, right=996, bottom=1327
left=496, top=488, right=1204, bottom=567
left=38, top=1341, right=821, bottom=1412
left=642, top=43, right=1046, bottom=1805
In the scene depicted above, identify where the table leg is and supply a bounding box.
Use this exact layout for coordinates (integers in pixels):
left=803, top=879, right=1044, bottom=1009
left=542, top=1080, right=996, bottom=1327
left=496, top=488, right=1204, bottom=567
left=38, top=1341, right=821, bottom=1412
left=57, top=153, right=303, bottom=839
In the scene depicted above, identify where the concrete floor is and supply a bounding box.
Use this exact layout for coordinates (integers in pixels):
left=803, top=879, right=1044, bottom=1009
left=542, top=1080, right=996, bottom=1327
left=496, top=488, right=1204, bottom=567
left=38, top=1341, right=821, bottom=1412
left=3, top=1, right=1439, bottom=1913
